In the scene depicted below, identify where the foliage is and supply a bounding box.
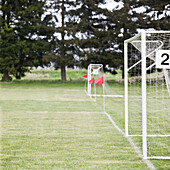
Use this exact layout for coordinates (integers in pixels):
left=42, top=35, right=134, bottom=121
left=68, top=0, right=120, bottom=70
left=0, top=0, right=55, bottom=81
left=63, top=0, right=169, bottom=75
left=141, top=0, right=170, bottom=30
left=0, top=0, right=170, bottom=81
left=45, top=0, right=80, bottom=81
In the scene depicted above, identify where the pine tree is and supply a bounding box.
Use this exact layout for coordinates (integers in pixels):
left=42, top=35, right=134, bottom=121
left=68, top=0, right=119, bottom=71
left=143, top=0, right=170, bottom=30
left=41, top=0, right=170, bottom=81
left=109, top=0, right=169, bottom=77
left=50, top=0, right=78, bottom=81
left=0, top=0, right=16, bottom=81
left=0, top=0, right=55, bottom=81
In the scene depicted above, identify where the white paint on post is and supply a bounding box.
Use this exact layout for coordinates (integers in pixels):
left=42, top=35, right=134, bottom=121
left=124, top=41, right=128, bottom=137
left=141, top=30, right=147, bottom=159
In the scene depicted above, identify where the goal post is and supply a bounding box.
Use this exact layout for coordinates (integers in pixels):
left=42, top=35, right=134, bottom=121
left=87, top=64, right=103, bottom=96
left=86, top=64, right=123, bottom=98
left=124, top=30, right=170, bottom=160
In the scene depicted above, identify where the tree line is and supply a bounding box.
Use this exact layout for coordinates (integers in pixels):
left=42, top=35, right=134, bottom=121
left=0, top=0, right=169, bottom=81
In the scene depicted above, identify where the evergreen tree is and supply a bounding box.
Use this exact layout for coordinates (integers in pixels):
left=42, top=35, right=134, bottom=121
left=109, top=0, right=170, bottom=77
left=50, top=0, right=169, bottom=80
left=50, top=0, right=78, bottom=81
left=0, top=0, right=55, bottom=81
left=0, top=0, right=17, bottom=81
left=68, top=0, right=120, bottom=71
left=104, top=0, right=151, bottom=77
left=143, top=0, right=170, bottom=30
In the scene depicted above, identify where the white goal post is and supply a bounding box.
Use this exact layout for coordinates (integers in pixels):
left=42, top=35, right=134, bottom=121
left=86, top=64, right=123, bottom=98
left=124, top=30, right=170, bottom=160
left=87, top=64, right=103, bottom=96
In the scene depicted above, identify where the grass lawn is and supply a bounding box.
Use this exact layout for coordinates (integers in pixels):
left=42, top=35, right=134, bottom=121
left=0, top=70, right=169, bottom=169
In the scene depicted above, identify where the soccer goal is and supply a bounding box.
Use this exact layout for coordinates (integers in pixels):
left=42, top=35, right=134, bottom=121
left=86, top=64, right=123, bottom=98
left=124, top=30, right=170, bottom=159
left=87, top=64, right=103, bottom=98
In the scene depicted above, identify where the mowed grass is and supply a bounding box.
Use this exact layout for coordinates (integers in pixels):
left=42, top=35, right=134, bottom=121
left=0, top=70, right=169, bottom=169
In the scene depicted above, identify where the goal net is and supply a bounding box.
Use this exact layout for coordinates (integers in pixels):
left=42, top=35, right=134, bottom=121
left=86, top=64, right=122, bottom=99
left=86, top=64, right=103, bottom=99
left=124, top=30, right=170, bottom=159
left=85, top=64, right=124, bottom=132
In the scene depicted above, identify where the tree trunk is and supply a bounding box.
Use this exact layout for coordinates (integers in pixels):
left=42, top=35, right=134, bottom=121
left=60, top=0, right=66, bottom=82
left=2, top=70, right=12, bottom=82
left=61, top=65, right=66, bottom=81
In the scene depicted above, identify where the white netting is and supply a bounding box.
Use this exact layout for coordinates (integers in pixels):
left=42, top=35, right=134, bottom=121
left=86, top=64, right=119, bottom=98
left=86, top=64, right=103, bottom=99
left=125, top=31, right=170, bottom=159
left=130, top=34, right=170, bottom=96
left=85, top=64, right=124, bottom=133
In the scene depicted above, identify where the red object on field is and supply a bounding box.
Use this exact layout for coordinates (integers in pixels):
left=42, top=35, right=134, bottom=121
left=95, top=77, right=104, bottom=85
left=83, top=74, right=87, bottom=78
left=89, top=77, right=95, bottom=84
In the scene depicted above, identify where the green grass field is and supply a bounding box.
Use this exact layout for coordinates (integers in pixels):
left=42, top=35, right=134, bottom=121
left=0, top=70, right=169, bottom=169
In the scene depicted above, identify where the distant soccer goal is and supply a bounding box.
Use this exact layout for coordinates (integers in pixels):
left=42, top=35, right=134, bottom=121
left=85, top=64, right=123, bottom=99
left=87, top=64, right=103, bottom=98
left=124, top=30, right=170, bottom=159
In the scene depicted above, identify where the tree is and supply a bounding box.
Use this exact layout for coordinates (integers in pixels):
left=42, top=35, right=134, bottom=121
left=101, top=0, right=151, bottom=78
left=49, top=0, right=79, bottom=81
left=67, top=0, right=121, bottom=72
left=0, top=0, right=17, bottom=81
left=0, top=0, right=55, bottom=81
left=52, top=0, right=169, bottom=80
left=112, top=0, right=170, bottom=77
left=143, top=0, right=170, bottom=30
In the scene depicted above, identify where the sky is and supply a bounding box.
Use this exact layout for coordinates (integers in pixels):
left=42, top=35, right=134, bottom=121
left=99, top=0, right=123, bottom=11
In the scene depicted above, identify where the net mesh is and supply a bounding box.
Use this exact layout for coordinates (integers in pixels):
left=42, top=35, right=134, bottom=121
left=86, top=64, right=124, bottom=132
left=126, top=31, right=170, bottom=158
left=87, top=64, right=117, bottom=97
